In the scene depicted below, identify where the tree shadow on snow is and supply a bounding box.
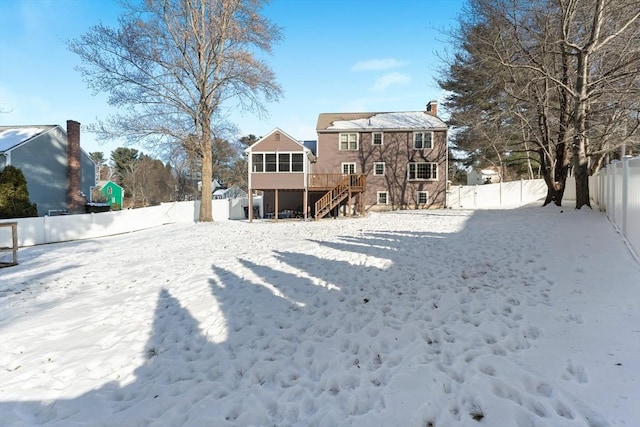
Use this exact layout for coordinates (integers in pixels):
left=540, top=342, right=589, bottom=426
left=0, top=208, right=608, bottom=426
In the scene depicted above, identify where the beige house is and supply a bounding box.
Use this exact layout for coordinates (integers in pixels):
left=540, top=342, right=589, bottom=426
left=316, top=101, right=448, bottom=211
left=245, top=128, right=365, bottom=221
left=246, top=102, right=448, bottom=220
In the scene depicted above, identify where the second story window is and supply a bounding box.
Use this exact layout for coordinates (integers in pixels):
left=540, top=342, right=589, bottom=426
left=291, top=153, right=304, bottom=172
left=373, top=162, right=385, bottom=176
left=413, top=131, right=433, bottom=149
left=252, top=154, right=264, bottom=172
left=372, top=132, right=383, bottom=145
left=339, top=133, right=359, bottom=151
left=278, top=153, right=290, bottom=172
left=252, top=152, right=305, bottom=173
left=265, top=154, right=277, bottom=172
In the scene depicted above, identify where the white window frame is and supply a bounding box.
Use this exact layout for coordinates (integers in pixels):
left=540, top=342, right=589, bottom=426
left=341, top=162, right=356, bottom=174
left=373, top=162, right=385, bottom=176
left=377, top=191, right=389, bottom=205
left=407, top=162, right=438, bottom=181
left=339, top=133, right=359, bottom=151
left=417, top=191, right=429, bottom=205
left=413, top=131, right=433, bottom=150
left=372, top=132, right=383, bottom=146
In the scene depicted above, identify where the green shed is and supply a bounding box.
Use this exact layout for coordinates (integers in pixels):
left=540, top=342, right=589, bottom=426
left=97, top=180, right=124, bottom=208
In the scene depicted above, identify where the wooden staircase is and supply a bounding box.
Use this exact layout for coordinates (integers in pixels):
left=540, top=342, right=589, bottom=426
left=314, top=174, right=365, bottom=220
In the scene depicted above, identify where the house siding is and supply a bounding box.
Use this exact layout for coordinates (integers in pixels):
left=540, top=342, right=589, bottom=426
left=10, top=129, right=69, bottom=216
left=316, top=128, right=447, bottom=209
left=251, top=132, right=303, bottom=152
left=4, top=126, right=96, bottom=216
left=252, top=172, right=305, bottom=189
left=80, top=151, right=96, bottom=205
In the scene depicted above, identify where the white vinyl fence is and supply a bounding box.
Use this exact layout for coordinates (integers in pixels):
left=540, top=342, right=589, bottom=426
left=565, top=156, right=640, bottom=261
left=447, top=179, right=547, bottom=209
left=0, top=197, right=262, bottom=248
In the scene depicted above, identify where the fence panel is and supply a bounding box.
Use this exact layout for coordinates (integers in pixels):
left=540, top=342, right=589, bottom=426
left=624, top=158, right=640, bottom=259
left=582, top=157, right=640, bottom=262
left=0, top=199, right=249, bottom=248
left=448, top=179, right=546, bottom=209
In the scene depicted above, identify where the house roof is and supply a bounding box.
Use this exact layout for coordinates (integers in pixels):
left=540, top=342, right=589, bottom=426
left=316, top=111, right=447, bottom=132
left=243, top=127, right=312, bottom=154
left=97, top=180, right=123, bottom=189
left=0, top=125, right=56, bottom=152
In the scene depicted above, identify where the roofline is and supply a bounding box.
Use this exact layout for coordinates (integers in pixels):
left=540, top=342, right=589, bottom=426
left=0, top=125, right=97, bottom=168
left=0, top=125, right=58, bottom=153
left=317, top=127, right=448, bottom=133
left=316, top=111, right=448, bottom=132
left=243, top=127, right=312, bottom=154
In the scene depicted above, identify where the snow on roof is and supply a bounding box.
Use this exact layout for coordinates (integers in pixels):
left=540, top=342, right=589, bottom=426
left=323, top=111, right=446, bottom=131
left=0, top=126, right=51, bottom=152
left=480, top=169, right=499, bottom=175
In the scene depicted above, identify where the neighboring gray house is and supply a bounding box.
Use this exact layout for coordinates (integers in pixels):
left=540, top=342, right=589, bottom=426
left=0, top=120, right=96, bottom=216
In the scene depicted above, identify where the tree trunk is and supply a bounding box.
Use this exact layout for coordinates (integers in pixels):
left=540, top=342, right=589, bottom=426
left=572, top=53, right=591, bottom=210
left=199, top=120, right=214, bottom=222
left=540, top=147, right=568, bottom=206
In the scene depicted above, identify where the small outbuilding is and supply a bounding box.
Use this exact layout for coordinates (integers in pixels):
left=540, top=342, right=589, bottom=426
left=96, top=180, right=124, bottom=208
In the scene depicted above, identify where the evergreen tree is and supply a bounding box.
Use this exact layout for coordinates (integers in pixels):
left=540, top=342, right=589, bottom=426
left=0, top=166, right=38, bottom=218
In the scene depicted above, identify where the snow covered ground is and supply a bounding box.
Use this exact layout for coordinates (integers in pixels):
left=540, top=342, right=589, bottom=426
left=1, top=205, right=638, bottom=427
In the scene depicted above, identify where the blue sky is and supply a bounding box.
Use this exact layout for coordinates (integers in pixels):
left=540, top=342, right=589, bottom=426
left=0, top=0, right=465, bottom=157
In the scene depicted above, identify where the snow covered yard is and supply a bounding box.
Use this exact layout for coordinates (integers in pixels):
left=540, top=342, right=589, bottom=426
left=0, top=205, right=638, bottom=427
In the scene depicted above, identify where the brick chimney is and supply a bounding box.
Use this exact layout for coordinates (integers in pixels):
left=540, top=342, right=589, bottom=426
left=426, top=100, right=438, bottom=116
left=66, top=120, right=84, bottom=212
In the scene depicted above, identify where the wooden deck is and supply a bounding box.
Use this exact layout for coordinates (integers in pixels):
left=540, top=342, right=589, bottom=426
left=308, top=173, right=366, bottom=191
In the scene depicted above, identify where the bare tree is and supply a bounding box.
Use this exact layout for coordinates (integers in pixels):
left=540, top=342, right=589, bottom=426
left=441, top=0, right=640, bottom=208
left=68, top=0, right=282, bottom=221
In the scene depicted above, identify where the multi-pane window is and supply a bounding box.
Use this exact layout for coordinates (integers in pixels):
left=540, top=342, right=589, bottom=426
left=372, top=132, right=383, bottom=145
left=377, top=191, right=388, bottom=204
left=417, top=191, right=429, bottom=205
left=252, top=154, right=264, bottom=172
left=265, top=154, right=277, bottom=172
left=278, top=153, right=290, bottom=172
left=413, top=131, right=433, bottom=149
left=339, top=133, right=359, bottom=150
left=342, top=163, right=356, bottom=174
left=407, top=162, right=438, bottom=180
left=291, top=153, right=304, bottom=172
left=252, top=153, right=304, bottom=173
left=373, top=162, right=385, bottom=176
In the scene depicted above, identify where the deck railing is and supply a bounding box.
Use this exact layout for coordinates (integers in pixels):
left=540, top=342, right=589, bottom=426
left=313, top=174, right=366, bottom=220
left=308, top=173, right=366, bottom=189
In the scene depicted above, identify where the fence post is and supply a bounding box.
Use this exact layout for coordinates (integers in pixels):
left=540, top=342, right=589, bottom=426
left=44, top=215, right=50, bottom=244
left=622, top=159, right=628, bottom=237
left=609, top=161, right=617, bottom=223
left=520, top=179, right=524, bottom=203
left=474, top=185, right=478, bottom=207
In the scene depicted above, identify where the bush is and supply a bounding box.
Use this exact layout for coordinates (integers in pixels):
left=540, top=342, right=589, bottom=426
left=0, top=166, right=38, bottom=218
left=111, top=202, right=121, bottom=211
